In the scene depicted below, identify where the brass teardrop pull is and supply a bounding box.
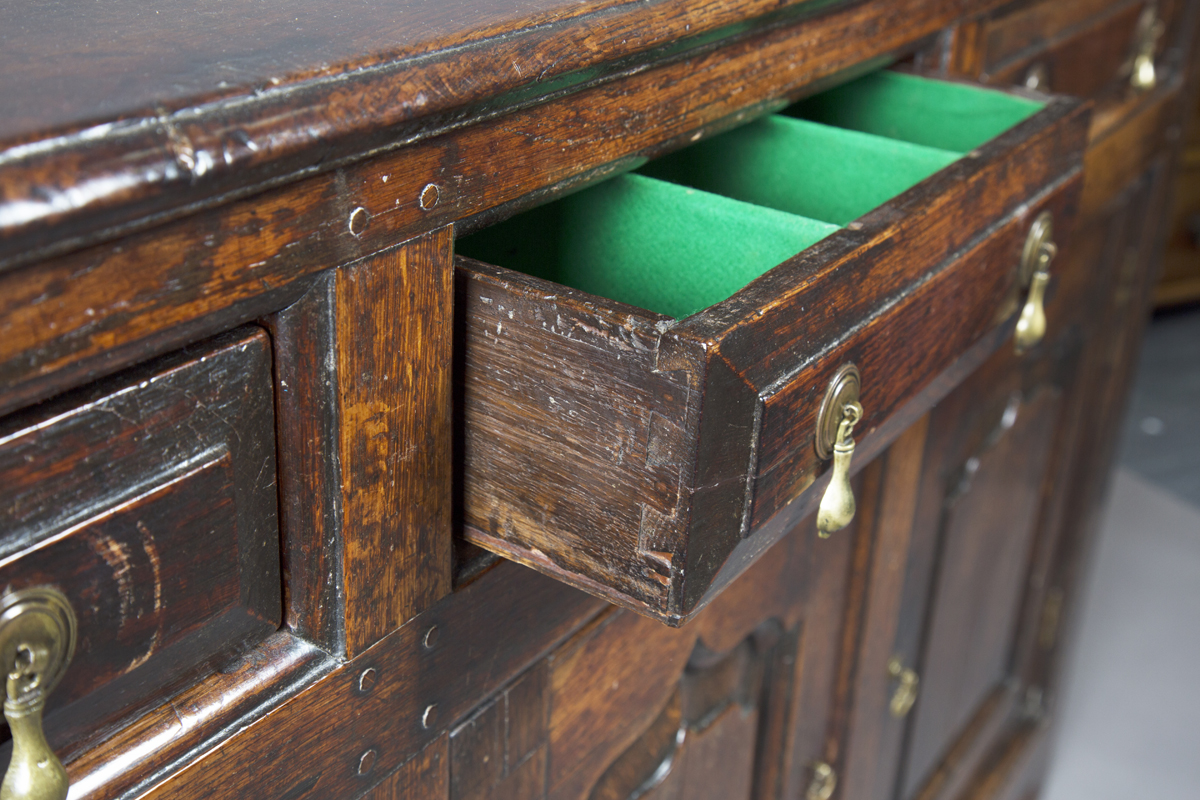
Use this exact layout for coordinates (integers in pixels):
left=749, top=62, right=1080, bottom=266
left=1130, top=5, right=1165, bottom=91
left=817, top=402, right=862, bottom=537
left=815, top=365, right=864, bottom=538
left=806, top=761, right=837, bottom=800
left=1023, top=62, right=1048, bottom=92
left=887, top=656, right=920, bottom=719
left=0, top=588, right=76, bottom=800
left=1015, top=212, right=1057, bottom=354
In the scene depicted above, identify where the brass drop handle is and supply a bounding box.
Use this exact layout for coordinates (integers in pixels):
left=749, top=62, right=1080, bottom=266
left=1023, top=62, right=1048, bottom=92
left=1014, top=263, right=1051, bottom=353
left=887, top=656, right=920, bottom=719
left=1130, top=5, right=1165, bottom=91
left=815, top=365, right=864, bottom=538
left=806, top=761, right=837, bottom=800
left=817, top=402, right=863, bottom=537
left=1015, top=212, right=1056, bottom=354
left=0, top=588, right=76, bottom=800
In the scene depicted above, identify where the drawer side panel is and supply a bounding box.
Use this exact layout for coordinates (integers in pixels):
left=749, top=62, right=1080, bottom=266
left=459, top=261, right=696, bottom=612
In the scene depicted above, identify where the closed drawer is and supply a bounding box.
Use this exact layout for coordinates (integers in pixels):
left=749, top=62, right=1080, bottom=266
left=979, top=0, right=1181, bottom=111
left=457, top=72, right=1087, bottom=624
left=0, top=328, right=280, bottom=757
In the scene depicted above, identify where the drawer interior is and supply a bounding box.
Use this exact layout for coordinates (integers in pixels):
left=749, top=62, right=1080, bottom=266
left=639, top=115, right=960, bottom=226
left=784, top=70, right=1043, bottom=152
left=460, top=174, right=837, bottom=320
left=458, top=71, right=1043, bottom=320
left=456, top=68, right=1083, bottom=624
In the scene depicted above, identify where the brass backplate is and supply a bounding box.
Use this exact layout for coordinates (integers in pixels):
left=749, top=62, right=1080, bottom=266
left=815, top=363, right=861, bottom=460
left=0, top=587, right=76, bottom=800
left=0, top=588, right=76, bottom=699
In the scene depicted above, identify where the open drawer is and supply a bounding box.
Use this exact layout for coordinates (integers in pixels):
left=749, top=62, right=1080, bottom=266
left=456, top=71, right=1088, bottom=624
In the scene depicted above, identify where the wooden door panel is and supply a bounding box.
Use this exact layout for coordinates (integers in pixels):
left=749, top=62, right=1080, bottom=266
left=902, top=382, right=1062, bottom=798
left=425, top=487, right=837, bottom=800
left=838, top=419, right=932, bottom=800
left=549, top=615, right=783, bottom=800
left=637, top=700, right=759, bottom=800
left=450, top=663, right=549, bottom=800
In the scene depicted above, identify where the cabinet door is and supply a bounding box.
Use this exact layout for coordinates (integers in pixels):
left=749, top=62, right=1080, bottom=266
left=420, top=502, right=831, bottom=800
left=832, top=342, right=1073, bottom=800
left=897, top=351, right=1064, bottom=800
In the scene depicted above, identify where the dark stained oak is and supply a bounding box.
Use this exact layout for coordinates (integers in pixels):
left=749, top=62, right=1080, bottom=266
left=0, top=0, right=840, bottom=264
left=1157, top=77, right=1200, bottom=305
left=1081, top=81, right=1182, bottom=216
left=837, top=417, right=930, bottom=800
left=264, top=274, right=347, bottom=651
left=902, top=382, right=1061, bottom=799
left=250, top=228, right=456, bottom=658
left=946, top=0, right=1192, bottom=143
left=448, top=662, right=548, bottom=800
left=136, top=560, right=606, bottom=800
left=0, top=0, right=1019, bottom=273
left=458, top=94, right=1087, bottom=624
left=981, top=3, right=1148, bottom=98
left=0, top=0, right=1023, bottom=421
left=0, top=3, right=1194, bottom=800
left=978, top=0, right=1141, bottom=70
left=334, top=229, right=456, bottom=656
left=65, top=633, right=332, bottom=800
left=131, top=451, right=823, bottom=800
left=0, top=328, right=280, bottom=760
left=365, top=736, right=450, bottom=800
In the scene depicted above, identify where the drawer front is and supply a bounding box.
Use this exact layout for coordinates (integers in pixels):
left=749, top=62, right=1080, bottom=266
left=986, top=2, right=1150, bottom=97
left=458, top=72, right=1088, bottom=624
left=974, top=0, right=1186, bottom=114
left=0, top=328, right=280, bottom=754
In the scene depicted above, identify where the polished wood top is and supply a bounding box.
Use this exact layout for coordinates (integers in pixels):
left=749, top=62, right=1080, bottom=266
left=0, top=0, right=843, bottom=271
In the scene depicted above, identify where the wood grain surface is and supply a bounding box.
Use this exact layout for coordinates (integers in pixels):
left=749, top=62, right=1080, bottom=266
left=0, top=0, right=998, bottom=271
left=976, top=0, right=1145, bottom=73
left=902, top=385, right=1060, bottom=798
left=838, top=417, right=930, bottom=800
left=134, top=559, right=605, bottom=800
left=0, top=4, right=1191, bottom=800
left=0, top=328, right=280, bottom=758
left=458, top=93, right=1086, bottom=622
left=265, top=274, right=347, bottom=652
left=981, top=3, right=1146, bottom=97
left=335, top=229, right=455, bottom=655
left=0, top=0, right=1007, bottom=419
left=66, top=633, right=331, bottom=800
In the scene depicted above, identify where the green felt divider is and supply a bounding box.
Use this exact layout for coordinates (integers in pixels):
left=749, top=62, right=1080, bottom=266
left=786, top=71, right=1044, bottom=153
left=640, top=114, right=961, bottom=226
left=457, top=173, right=839, bottom=320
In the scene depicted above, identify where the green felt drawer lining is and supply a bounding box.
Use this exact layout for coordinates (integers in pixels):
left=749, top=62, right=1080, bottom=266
left=458, top=173, right=839, bottom=321
left=459, top=72, right=1046, bottom=320
left=786, top=70, right=1043, bottom=153
left=639, top=114, right=961, bottom=226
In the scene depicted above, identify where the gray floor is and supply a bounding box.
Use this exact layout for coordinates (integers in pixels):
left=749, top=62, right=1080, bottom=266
left=1043, top=308, right=1200, bottom=800
left=1118, top=309, right=1200, bottom=507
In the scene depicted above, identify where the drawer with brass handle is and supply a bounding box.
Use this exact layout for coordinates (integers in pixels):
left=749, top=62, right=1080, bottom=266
left=456, top=71, right=1086, bottom=624
left=976, top=1, right=1176, bottom=114
left=0, top=329, right=281, bottom=772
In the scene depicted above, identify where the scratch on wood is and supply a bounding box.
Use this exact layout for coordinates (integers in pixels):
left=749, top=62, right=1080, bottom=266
left=131, top=520, right=164, bottom=671
left=91, top=534, right=133, bottom=627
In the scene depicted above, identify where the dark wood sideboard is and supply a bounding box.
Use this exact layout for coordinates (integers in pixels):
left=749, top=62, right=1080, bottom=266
left=0, top=1, right=1194, bottom=799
